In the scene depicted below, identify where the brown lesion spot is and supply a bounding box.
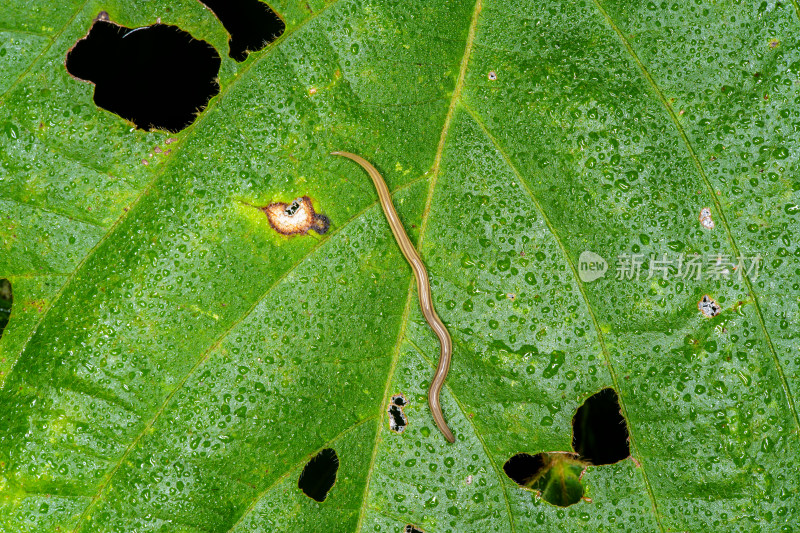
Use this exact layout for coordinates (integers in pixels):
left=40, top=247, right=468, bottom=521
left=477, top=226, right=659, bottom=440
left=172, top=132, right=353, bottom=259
left=248, top=196, right=330, bottom=236
left=698, top=294, right=721, bottom=318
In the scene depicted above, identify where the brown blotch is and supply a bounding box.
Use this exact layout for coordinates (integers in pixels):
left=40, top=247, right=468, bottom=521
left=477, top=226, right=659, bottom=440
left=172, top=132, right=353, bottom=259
left=253, top=196, right=330, bottom=236
left=698, top=294, right=721, bottom=318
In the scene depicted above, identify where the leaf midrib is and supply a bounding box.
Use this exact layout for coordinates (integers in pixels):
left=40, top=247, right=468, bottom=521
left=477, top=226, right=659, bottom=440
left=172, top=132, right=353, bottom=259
left=353, top=1, right=487, bottom=531
left=405, top=335, right=518, bottom=532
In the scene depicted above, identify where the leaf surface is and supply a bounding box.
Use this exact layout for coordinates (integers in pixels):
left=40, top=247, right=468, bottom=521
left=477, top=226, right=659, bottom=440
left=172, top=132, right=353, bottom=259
left=1, top=0, right=799, bottom=531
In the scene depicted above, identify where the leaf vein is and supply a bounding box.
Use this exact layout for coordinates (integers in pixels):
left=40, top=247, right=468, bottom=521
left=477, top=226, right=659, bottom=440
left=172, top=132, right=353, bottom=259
left=405, top=335, right=517, bottom=532
left=461, top=101, right=666, bottom=532
left=591, top=0, right=800, bottom=437
left=67, top=176, right=424, bottom=532
left=225, top=415, right=377, bottom=532
left=0, top=0, right=92, bottom=106
left=0, top=196, right=106, bottom=229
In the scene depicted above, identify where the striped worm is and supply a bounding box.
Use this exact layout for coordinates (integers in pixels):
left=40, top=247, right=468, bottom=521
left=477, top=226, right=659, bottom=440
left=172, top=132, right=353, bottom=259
left=332, top=151, right=455, bottom=443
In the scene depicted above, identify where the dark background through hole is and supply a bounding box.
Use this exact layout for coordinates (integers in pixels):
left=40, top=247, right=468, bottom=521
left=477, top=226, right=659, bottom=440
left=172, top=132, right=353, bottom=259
left=298, top=448, right=339, bottom=502
left=0, top=279, right=11, bottom=339
left=572, top=387, right=630, bottom=465
left=502, top=452, right=545, bottom=486
left=66, top=20, right=220, bottom=132
left=198, top=0, right=285, bottom=61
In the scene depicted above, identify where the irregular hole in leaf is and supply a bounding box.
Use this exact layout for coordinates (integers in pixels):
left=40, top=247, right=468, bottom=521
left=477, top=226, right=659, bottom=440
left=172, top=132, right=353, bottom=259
left=404, top=525, right=425, bottom=533
left=388, top=393, right=408, bottom=434
left=65, top=17, right=221, bottom=132
left=246, top=196, right=331, bottom=236
left=572, top=387, right=630, bottom=465
left=503, top=452, right=544, bottom=486
left=197, top=0, right=285, bottom=62
left=698, top=294, right=721, bottom=318
left=298, top=448, right=338, bottom=502
left=0, top=279, right=11, bottom=340
left=699, top=206, right=715, bottom=230
left=503, top=452, right=584, bottom=507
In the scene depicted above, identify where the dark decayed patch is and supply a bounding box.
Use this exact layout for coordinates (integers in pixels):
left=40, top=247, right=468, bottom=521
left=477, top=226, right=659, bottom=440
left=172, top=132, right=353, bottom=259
left=198, top=0, right=285, bottom=61
left=65, top=17, right=220, bottom=132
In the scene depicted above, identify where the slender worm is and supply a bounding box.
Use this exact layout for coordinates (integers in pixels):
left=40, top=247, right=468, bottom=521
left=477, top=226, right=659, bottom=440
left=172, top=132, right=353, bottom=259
left=332, top=151, right=455, bottom=443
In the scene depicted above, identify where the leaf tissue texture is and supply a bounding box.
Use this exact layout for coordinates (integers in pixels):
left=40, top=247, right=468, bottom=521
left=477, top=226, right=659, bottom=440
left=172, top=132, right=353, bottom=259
left=0, top=0, right=799, bottom=532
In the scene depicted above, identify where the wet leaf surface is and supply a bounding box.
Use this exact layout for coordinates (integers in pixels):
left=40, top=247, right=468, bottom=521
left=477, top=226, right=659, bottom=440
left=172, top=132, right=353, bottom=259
left=1, top=1, right=799, bottom=531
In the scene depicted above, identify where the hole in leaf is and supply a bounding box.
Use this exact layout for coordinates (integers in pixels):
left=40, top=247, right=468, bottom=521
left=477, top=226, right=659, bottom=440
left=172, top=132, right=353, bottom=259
left=298, top=448, right=338, bottom=502
left=572, top=387, right=630, bottom=465
left=503, top=452, right=584, bottom=507
left=0, top=279, right=11, bottom=339
left=503, top=451, right=544, bottom=486
left=65, top=18, right=221, bottom=132
left=197, top=0, right=285, bottom=62
left=698, top=294, right=721, bottom=318
left=388, top=393, right=408, bottom=434
left=404, top=525, right=425, bottom=533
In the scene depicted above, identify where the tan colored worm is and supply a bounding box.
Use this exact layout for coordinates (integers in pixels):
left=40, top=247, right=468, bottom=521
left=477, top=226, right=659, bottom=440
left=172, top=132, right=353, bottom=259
left=332, top=151, right=455, bottom=443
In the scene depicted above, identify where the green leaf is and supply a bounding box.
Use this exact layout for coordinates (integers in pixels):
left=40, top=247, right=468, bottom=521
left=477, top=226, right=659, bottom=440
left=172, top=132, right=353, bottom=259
left=529, top=454, right=585, bottom=508
left=1, top=0, right=799, bottom=531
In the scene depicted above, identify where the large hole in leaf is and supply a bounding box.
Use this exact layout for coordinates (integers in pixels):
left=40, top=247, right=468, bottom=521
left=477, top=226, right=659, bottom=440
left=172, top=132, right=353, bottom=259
left=502, top=387, right=630, bottom=507
left=298, top=448, right=338, bottom=502
left=572, top=387, right=630, bottom=465
left=65, top=17, right=221, bottom=132
left=198, top=0, right=285, bottom=62
left=503, top=452, right=584, bottom=507
left=0, top=279, right=11, bottom=339
left=404, top=525, right=425, bottom=533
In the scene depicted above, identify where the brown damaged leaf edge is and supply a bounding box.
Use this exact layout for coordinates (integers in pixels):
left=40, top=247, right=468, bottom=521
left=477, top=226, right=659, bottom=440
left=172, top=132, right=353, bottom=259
left=245, top=196, right=330, bottom=236
left=332, top=151, right=455, bottom=443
